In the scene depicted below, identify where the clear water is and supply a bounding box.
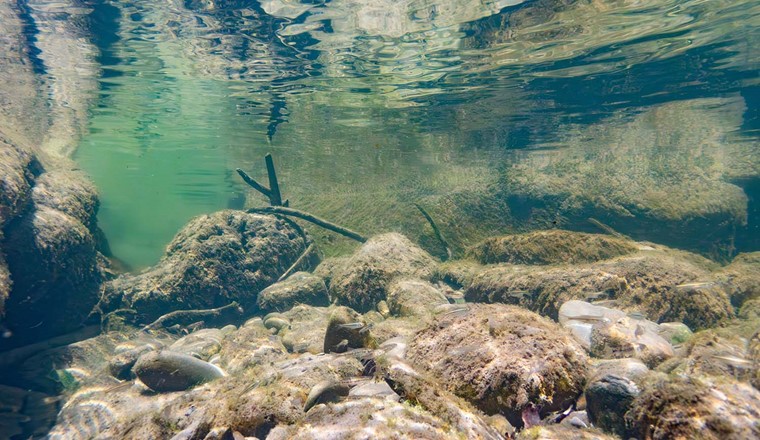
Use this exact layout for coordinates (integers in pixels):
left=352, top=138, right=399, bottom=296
left=6, top=0, right=760, bottom=267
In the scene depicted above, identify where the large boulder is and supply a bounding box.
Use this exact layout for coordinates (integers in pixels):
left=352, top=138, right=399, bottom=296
left=0, top=139, right=42, bottom=321
left=2, top=169, right=105, bottom=349
left=405, top=303, right=588, bottom=427
left=329, top=233, right=437, bottom=312
left=101, top=211, right=313, bottom=323
left=626, top=375, right=760, bottom=440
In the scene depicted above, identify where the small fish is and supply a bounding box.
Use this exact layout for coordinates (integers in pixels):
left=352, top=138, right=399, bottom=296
left=591, top=299, right=620, bottom=308
left=676, top=282, right=715, bottom=289
left=584, top=291, right=610, bottom=301
left=103, top=381, right=134, bottom=393
left=627, top=312, right=647, bottom=321
left=434, top=304, right=470, bottom=316
left=634, top=324, right=645, bottom=339
left=508, top=290, right=533, bottom=300
left=337, top=322, right=366, bottom=331
left=712, top=355, right=753, bottom=367
left=569, top=314, right=609, bottom=322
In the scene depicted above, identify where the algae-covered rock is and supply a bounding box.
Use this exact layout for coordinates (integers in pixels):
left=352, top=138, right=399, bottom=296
left=657, top=329, right=754, bottom=382
left=257, top=272, right=329, bottom=313
left=378, top=357, right=505, bottom=439
left=432, top=259, right=485, bottom=290
left=133, top=350, right=225, bottom=392
left=386, top=279, right=448, bottom=318
left=3, top=206, right=100, bottom=342
left=516, top=424, right=618, bottom=440
left=405, top=303, right=588, bottom=427
left=0, top=138, right=40, bottom=227
left=269, top=396, right=487, bottom=440
left=329, top=233, right=437, bottom=312
left=466, top=248, right=731, bottom=329
left=716, top=252, right=760, bottom=307
left=469, top=230, right=638, bottom=265
left=626, top=375, right=760, bottom=440
left=102, top=211, right=311, bottom=323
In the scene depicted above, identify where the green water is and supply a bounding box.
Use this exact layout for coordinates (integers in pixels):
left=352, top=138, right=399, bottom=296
left=67, top=0, right=760, bottom=268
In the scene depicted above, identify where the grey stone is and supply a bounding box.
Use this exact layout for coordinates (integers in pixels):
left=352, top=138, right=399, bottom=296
left=585, top=374, right=639, bottom=438
left=133, top=350, right=225, bottom=392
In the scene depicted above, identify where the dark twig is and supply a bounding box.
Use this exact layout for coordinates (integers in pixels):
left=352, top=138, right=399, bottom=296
left=415, top=203, right=452, bottom=261
left=247, top=206, right=367, bottom=243
left=236, top=153, right=288, bottom=207
left=278, top=242, right=316, bottom=282
left=264, top=154, right=285, bottom=206
left=140, top=302, right=242, bottom=333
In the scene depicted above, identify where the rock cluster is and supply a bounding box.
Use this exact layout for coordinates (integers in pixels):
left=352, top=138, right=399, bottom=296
left=4, top=222, right=759, bottom=440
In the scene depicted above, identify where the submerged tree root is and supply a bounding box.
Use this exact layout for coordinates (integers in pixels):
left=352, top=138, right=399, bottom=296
left=140, top=302, right=243, bottom=333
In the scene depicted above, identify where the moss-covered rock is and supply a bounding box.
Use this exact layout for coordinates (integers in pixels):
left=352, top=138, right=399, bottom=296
left=626, top=375, right=760, bottom=440
left=468, top=230, right=638, bottom=265
left=715, top=252, right=760, bottom=307
left=257, top=272, right=329, bottom=314
left=465, top=248, right=732, bottom=330
left=516, top=424, right=618, bottom=440
left=102, top=211, right=311, bottom=323
left=329, top=233, right=437, bottom=313
left=386, top=279, right=448, bottom=318
left=405, top=303, right=588, bottom=427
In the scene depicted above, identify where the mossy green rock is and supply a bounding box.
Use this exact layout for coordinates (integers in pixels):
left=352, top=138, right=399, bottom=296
left=133, top=350, right=225, bottom=392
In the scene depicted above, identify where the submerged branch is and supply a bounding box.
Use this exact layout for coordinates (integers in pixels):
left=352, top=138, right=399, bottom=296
left=140, top=302, right=243, bottom=333
left=278, top=242, right=316, bottom=282
left=236, top=153, right=288, bottom=206
left=247, top=206, right=367, bottom=243
left=415, top=203, right=452, bottom=261
left=588, top=217, right=629, bottom=240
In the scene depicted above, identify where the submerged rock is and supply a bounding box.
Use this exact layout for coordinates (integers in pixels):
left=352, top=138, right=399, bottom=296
left=626, top=375, right=760, bottom=440
left=386, top=279, right=448, bottom=318
left=585, top=374, right=639, bottom=438
left=329, top=233, right=437, bottom=313
left=716, top=252, right=760, bottom=308
left=405, top=303, right=588, bottom=427
left=516, top=424, right=618, bottom=440
left=279, top=305, right=330, bottom=354
left=323, top=306, right=374, bottom=353
left=133, top=350, right=225, bottom=392
left=256, top=272, right=329, bottom=313
left=101, top=211, right=312, bottom=323
left=2, top=169, right=105, bottom=348
left=466, top=248, right=732, bottom=329
left=468, top=230, right=638, bottom=265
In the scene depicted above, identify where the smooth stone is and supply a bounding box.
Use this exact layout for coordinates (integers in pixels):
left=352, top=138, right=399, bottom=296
left=348, top=381, right=399, bottom=401
left=133, top=350, right=225, bottom=392
left=585, top=374, right=639, bottom=438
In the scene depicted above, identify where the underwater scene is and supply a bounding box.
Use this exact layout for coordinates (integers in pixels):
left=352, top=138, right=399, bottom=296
left=0, top=0, right=759, bottom=438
